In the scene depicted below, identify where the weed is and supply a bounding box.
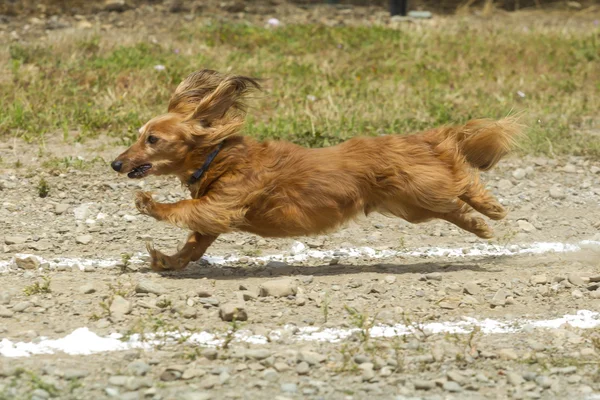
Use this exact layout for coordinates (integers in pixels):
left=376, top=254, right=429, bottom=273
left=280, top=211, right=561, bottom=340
left=23, top=276, right=51, bottom=296
left=119, top=253, right=132, bottom=273
left=36, top=177, right=50, bottom=198
left=221, top=317, right=240, bottom=350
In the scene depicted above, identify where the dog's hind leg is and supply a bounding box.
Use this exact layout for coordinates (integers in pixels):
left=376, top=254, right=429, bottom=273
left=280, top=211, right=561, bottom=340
left=391, top=201, right=494, bottom=239
left=146, top=233, right=218, bottom=271
left=459, top=175, right=507, bottom=220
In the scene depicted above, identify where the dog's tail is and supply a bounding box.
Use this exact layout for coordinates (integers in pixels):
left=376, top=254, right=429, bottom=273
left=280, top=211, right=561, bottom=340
left=431, top=117, right=524, bottom=171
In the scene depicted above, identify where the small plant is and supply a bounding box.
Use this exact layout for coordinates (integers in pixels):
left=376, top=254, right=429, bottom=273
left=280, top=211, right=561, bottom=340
left=156, top=297, right=173, bottom=309
left=119, top=253, right=133, bottom=273
left=221, top=317, right=240, bottom=350
left=37, top=177, right=50, bottom=198
left=322, top=292, right=331, bottom=323
left=23, top=276, right=51, bottom=296
left=14, top=160, right=23, bottom=168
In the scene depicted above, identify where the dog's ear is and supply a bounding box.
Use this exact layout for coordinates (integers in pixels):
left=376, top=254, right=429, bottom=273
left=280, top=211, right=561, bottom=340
left=185, top=75, right=261, bottom=127
left=168, top=69, right=225, bottom=115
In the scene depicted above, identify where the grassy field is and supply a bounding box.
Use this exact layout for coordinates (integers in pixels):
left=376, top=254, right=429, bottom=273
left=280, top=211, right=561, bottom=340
left=0, top=12, right=598, bottom=156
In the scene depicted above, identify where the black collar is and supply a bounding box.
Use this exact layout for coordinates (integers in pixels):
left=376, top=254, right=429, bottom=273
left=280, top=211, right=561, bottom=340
left=188, top=141, right=224, bottom=186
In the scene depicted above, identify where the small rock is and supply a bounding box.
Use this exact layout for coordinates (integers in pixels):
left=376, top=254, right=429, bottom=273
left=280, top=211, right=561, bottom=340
left=80, top=284, right=96, bottom=294
left=414, top=379, right=435, bottom=390
left=490, top=288, right=511, bottom=307
left=15, top=256, right=40, bottom=270
left=13, top=301, right=32, bottom=312
left=530, top=275, right=548, bottom=285
left=296, top=361, right=310, bottom=375
left=127, top=360, right=150, bottom=376
left=464, top=282, right=480, bottom=295
left=498, top=348, right=519, bottom=360
left=177, top=306, right=197, bottom=319
left=425, top=272, right=442, bottom=281
left=54, top=204, right=69, bottom=215
left=135, top=280, right=167, bottom=295
left=512, top=168, right=527, bottom=180
left=0, top=306, right=14, bottom=318
left=262, top=368, right=279, bottom=382
left=507, top=372, right=525, bottom=385
left=5, top=236, right=28, bottom=245
left=384, top=276, right=397, bottom=284
left=517, top=220, right=536, bottom=232
left=549, top=186, right=566, bottom=199
left=181, top=369, right=206, bottom=380
left=447, top=371, right=467, bottom=384
left=567, top=274, right=585, bottom=286
left=280, top=383, right=297, bottom=393
left=572, top=289, right=584, bottom=299
left=219, top=303, right=248, bottom=321
left=498, top=179, right=513, bottom=190
left=439, top=300, right=459, bottom=309
left=298, top=351, right=326, bottom=365
left=110, top=296, right=132, bottom=317
left=535, top=375, right=552, bottom=389
left=259, top=279, right=297, bottom=298
left=443, top=381, right=463, bottom=392
left=245, top=349, right=272, bottom=360
left=76, top=235, right=93, bottom=245
left=104, top=0, right=130, bottom=12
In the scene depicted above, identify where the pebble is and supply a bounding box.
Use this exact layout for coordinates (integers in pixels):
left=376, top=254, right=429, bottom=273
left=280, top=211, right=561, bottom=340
left=507, top=372, right=525, bottom=385
left=498, top=179, right=513, bottom=190
left=54, top=204, right=69, bottom=215
left=109, top=296, right=132, bottom=317
left=80, top=284, right=96, bottom=294
left=447, top=371, right=467, bottom=384
left=181, top=369, right=206, bottom=380
left=280, top=383, right=297, bottom=393
left=424, top=272, right=442, bottom=281
left=517, top=220, right=536, bottom=232
left=0, top=293, right=11, bottom=305
left=572, top=289, right=584, bottom=299
left=384, top=275, right=397, bottom=284
left=15, top=256, right=39, bottom=270
left=259, top=279, right=297, bottom=297
left=75, top=235, right=93, bottom=245
left=0, top=306, right=14, bottom=318
left=13, top=301, right=32, bottom=312
left=298, top=351, right=326, bottom=365
left=498, top=348, right=519, bottom=360
left=262, top=368, right=279, bottom=382
left=464, top=282, right=480, bottom=295
left=135, top=280, right=167, bottom=295
left=296, top=361, right=310, bottom=375
left=549, top=186, right=566, bottom=199
left=530, top=274, right=548, bottom=285
left=490, top=288, right=511, bottom=307
left=414, top=379, right=435, bottom=390
left=567, top=273, right=585, bottom=286
left=535, top=375, right=552, bottom=388
left=127, top=360, right=150, bottom=376
left=219, top=303, right=248, bottom=321
left=443, top=381, right=463, bottom=392
left=5, top=236, right=28, bottom=245
left=245, top=349, right=272, bottom=360
left=512, top=168, right=527, bottom=179
left=202, top=348, right=218, bottom=360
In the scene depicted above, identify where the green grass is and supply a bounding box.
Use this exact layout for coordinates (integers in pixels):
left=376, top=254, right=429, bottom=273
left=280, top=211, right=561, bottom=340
left=0, top=15, right=598, bottom=156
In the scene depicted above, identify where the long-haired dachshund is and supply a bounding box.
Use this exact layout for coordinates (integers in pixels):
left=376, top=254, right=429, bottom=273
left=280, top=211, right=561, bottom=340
left=111, top=69, right=522, bottom=271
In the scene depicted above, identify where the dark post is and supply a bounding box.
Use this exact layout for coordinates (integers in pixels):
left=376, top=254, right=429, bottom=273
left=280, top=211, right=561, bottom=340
left=390, top=0, right=408, bottom=16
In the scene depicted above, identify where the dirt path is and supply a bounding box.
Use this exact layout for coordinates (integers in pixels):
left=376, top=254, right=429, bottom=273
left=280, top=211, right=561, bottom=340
left=0, top=137, right=599, bottom=399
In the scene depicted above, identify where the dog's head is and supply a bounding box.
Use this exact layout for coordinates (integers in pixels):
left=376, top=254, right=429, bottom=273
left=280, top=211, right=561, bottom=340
left=111, top=69, right=260, bottom=179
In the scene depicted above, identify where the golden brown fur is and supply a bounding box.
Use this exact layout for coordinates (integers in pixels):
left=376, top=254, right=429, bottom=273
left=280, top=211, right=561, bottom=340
left=112, top=69, right=523, bottom=271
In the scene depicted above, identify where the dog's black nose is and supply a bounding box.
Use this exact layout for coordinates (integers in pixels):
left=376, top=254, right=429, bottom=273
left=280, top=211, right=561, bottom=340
left=111, top=160, right=123, bottom=172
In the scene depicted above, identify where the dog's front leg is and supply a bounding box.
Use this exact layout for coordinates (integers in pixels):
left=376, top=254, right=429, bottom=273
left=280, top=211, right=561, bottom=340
left=146, top=232, right=218, bottom=271
left=135, top=191, right=237, bottom=236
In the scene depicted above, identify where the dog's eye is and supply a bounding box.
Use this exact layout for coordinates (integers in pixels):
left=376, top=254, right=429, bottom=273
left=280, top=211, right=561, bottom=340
left=147, top=135, right=159, bottom=144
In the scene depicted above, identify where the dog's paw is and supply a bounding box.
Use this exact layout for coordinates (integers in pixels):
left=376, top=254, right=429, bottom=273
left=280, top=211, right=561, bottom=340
left=145, top=242, right=188, bottom=271
left=135, top=191, right=155, bottom=216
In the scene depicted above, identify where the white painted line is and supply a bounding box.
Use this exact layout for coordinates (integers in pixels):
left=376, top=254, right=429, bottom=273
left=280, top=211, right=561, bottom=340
left=1, top=240, right=599, bottom=273
left=1, top=310, right=599, bottom=358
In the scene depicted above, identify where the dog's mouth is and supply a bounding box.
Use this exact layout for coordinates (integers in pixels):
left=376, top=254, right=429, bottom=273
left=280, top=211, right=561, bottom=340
left=127, top=164, right=152, bottom=179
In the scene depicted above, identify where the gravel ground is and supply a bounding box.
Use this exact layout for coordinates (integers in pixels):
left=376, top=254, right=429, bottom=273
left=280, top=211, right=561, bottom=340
left=1, top=132, right=600, bottom=400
